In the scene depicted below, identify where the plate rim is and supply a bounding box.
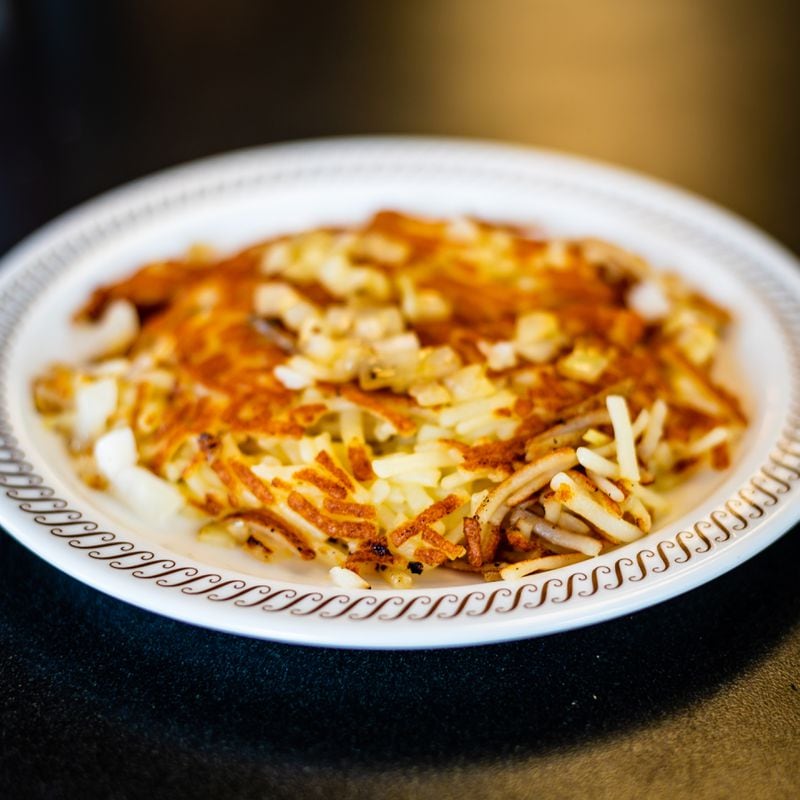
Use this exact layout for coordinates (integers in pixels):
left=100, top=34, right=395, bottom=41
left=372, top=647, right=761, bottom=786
left=1, top=135, right=799, bottom=649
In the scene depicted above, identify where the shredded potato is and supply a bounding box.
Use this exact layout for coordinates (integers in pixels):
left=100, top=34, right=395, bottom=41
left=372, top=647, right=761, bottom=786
left=32, top=211, right=746, bottom=587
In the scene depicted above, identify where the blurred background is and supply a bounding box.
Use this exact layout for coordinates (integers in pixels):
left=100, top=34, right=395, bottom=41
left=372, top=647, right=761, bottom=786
left=2, top=2, right=800, bottom=798
left=1, top=0, right=799, bottom=256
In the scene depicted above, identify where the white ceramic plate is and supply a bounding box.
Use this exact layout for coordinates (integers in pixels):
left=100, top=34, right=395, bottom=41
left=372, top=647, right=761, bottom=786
left=1, top=137, right=799, bottom=649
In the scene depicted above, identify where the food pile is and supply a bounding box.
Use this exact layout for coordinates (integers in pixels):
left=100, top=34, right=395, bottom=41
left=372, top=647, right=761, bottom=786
left=33, top=211, right=746, bottom=588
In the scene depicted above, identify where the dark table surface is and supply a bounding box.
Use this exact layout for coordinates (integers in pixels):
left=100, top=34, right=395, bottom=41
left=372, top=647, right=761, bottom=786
left=1, top=2, right=798, bottom=798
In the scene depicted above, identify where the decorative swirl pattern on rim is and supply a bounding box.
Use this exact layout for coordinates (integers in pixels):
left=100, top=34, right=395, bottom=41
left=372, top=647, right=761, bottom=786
left=1, top=140, right=799, bottom=623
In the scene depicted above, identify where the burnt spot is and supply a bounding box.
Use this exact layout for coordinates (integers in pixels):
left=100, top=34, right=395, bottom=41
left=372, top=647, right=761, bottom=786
left=408, top=561, right=423, bottom=575
left=197, top=431, right=221, bottom=457
left=371, top=542, right=391, bottom=558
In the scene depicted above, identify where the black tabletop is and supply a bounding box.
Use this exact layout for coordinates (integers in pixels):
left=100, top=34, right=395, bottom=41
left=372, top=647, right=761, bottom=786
left=1, top=2, right=799, bottom=798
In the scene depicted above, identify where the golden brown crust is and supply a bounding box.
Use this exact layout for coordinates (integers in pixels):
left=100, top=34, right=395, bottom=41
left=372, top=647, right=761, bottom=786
left=389, top=495, right=465, bottom=547
left=227, top=460, right=275, bottom=505
left=347, top=443, right=376, bottom=482
left=314, top=451, right=355, bottom=492
left=294, top=468, right=349, bottom=499
left=287, top=492, right=378, bottom=540
left=323, top=498, right=377, bottom=519
left=463, top=516, right=483, bottom=567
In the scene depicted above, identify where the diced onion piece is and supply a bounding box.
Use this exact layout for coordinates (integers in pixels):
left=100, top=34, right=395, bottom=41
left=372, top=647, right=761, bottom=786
left=516, top=339, right=561, bottom=364
left=398, top=275, right=451, bottom=322
left=254, top=282, right=301, bottom=316
left=675, top=323, right=718, bottom=366
left=356, top=233, right=410, bottom=265
left=418, top=346, right=462, bottom=382
left=329, top=566, right=371, bottom=589
left=352, top=307, right=404, bottom=340
left=627, top=280, right=671, bottom=321
left=110, top=465, right=185, bottom=522
left=581, top=239, right=649, bottom=280
left=544, top=240, right=569, bottom=267
left=75, top=378, right=118, bottom=441
left=318, top=254, right=388, bottom=300
left=477, top=340, right=518, bottom=371
left=409, top=381, right=451, bottom=407
left=93, top=426, right=137, bottom=479
left=558, top=345, right=609, bottom=384
left=260, top=241, right=291, bottom=274
left=446, top=216, right=479, bottom=242
left=515, top=311, right=559, bottom=343
left=443, top=364, right=496, bottom=402
left=78, top=299, right=139, bottom=359
left=606, top=395, right=640, bottom=482
left=274, top=365, right=314, bottom=390
left=283, top=300, right=319, bottom=331
left=255, top=282, right=319, bottom=333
